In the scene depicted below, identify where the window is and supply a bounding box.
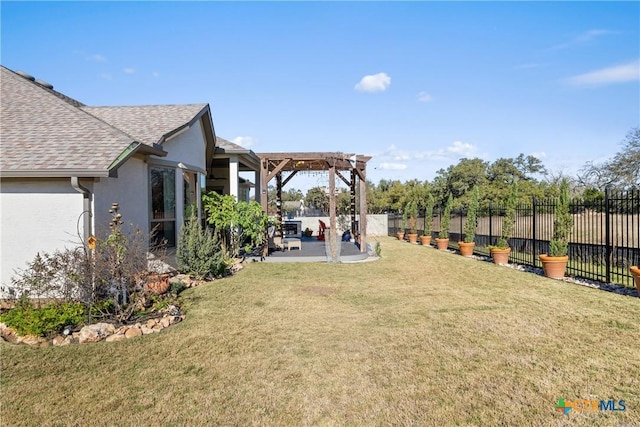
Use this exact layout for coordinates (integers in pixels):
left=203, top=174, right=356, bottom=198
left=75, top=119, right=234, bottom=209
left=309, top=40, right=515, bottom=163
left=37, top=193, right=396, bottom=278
left=183, top=171, right=198, bottom=218
left=150, top=167, right=176, bottom=247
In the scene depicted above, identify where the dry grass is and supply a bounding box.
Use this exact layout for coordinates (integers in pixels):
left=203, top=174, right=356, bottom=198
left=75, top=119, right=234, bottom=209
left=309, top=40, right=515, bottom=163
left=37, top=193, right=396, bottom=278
left=2, top=237, right=640, bottom=426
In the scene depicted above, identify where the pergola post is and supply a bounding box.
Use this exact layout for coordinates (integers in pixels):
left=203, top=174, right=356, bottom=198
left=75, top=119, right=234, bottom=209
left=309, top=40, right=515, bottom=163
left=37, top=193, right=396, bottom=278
left=328, top=164, right=338, bottom=262
left=350, top=169, right=357, bottom=235
left=358, top=168, right=367, bottom=253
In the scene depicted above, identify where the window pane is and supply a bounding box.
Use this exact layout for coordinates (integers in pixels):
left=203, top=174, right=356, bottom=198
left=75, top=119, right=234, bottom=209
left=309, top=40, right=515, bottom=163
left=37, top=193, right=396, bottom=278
left=150, top=221, right=176, bottom=248
left=184, top=172, right=198, bottom=217
left=151, top=167, right=175, bottom=219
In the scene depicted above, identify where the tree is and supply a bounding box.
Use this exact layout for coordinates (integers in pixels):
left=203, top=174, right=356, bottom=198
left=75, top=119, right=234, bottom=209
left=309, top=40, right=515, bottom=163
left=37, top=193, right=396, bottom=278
left=305, top=187, right=329, bottom=214
left=579, top=127, right=640, bottom=190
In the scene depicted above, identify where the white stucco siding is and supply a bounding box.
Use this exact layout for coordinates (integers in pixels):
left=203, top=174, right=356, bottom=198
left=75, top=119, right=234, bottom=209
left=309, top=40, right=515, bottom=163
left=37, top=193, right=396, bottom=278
left=93, top=156, right=149, bottom=238
left=160, top=120, right=207, bottom=171
left=0, top=180, right=85, bottom=293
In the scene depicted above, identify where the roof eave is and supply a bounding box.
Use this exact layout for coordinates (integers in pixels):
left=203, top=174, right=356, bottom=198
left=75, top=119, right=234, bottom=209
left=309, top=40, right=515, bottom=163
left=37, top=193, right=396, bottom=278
left=157, top=104, right=211, bottom=145
left=0, top=169, right=110, bottom=178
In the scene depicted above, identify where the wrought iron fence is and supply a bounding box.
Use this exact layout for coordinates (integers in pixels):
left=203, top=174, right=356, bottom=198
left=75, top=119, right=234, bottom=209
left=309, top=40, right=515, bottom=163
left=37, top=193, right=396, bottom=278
left=388, top=189, right=640, bottom=288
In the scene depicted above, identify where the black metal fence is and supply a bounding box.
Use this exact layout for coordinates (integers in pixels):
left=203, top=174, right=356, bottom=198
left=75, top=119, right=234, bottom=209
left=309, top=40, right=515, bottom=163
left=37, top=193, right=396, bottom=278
left=388, top=189, right=640, bottom=288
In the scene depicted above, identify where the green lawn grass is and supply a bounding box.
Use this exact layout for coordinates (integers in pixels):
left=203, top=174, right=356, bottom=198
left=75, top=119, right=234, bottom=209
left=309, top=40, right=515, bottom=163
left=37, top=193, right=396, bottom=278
left=2, top=237, right=639, bottom=426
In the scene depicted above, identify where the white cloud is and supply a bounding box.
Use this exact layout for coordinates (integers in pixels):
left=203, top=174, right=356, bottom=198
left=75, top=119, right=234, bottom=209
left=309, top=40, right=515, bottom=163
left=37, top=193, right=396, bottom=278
left=417, top=91, right=433, bottom=102
left=232, top=136, right=256, bottom=148
left=377, top=140, right=479, bottom=164
left=565, top=59, right=639, bottom=87
left=152, top=71, right=160, bottom=78
left=444, top=141, right=476, bottom=156
left=87, top=53, right=107, bottom=62
left=99, top=73, right=112, bottom=81
left=378, top=162, right=407, bottom=170
left=123, top=67, right=136, bottom=74
left=550, top=29, right=617, bottom=50
left=355, top=72, right=391, bottom=92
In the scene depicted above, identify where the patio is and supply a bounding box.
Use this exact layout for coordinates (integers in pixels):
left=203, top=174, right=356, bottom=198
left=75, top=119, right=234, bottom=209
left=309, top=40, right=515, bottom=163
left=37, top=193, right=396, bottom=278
left=249, top=235, right=372, bottom=263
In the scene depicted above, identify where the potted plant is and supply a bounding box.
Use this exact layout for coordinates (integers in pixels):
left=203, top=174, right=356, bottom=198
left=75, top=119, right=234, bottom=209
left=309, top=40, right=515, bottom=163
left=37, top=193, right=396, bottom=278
left=420, top=193, right=434, bottom=246
left=436, top=194, right=453, bottom=250
left=405, top=200, right=419, bottom=244
left=459, top=186, right=479, bottom=256
left=489, top=181, right=517, bottom=265
left=397, top=209, right=407, bottom=240
left=540, top=179, right=573, bottom=279
left=630, top=266, right=640, bottom=297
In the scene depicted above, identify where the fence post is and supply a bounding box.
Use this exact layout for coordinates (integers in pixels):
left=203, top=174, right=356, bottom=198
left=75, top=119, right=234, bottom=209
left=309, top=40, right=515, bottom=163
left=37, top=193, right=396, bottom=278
left=488, top=203, right=493, bottom=245
left=460, top=208, right=464, bottom=242
left=605, top=187, right=611, bottom=284
left=532, top=197, right=537, bottom=266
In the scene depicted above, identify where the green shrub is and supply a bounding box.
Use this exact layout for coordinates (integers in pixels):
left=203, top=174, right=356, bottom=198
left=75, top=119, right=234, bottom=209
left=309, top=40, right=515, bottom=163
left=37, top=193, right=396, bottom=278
left=0, top=298, right=86, bottom=337
left=550, top=179, right=573, bottom=257
left=463, top=186, right=479, bottom=243
left=177, top=216, right=226, bottom=279
left=439, top=194, right=453, bottom=239
left=424, top=193, right=434, bottom=237
left=494, top=181, right=518, bottom=249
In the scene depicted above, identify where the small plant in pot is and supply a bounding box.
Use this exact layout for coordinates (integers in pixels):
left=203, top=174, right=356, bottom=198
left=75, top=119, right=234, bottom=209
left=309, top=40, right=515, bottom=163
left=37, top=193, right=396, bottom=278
left=630, top=265, right=640, bottom=297
left=405, top=200, right=419, bottom=244
left=540, top=179, right=573, bottom=279
left=459, top=186, right=479, bottom=257
left=436, top=194, right=453, bottom=250
left=397, top=210, right=407, bottom=240
left=420, top=193, right=434, bottom=246
left=489, top=181, right=517, bottom=265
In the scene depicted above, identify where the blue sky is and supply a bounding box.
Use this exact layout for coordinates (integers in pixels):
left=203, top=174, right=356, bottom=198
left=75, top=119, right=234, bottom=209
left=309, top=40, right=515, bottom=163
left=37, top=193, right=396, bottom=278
left=2, top=1, right=638, bottom=191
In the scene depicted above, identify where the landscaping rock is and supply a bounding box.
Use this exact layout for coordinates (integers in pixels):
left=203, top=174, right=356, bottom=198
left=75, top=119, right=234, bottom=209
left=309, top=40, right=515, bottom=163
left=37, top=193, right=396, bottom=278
left=18, top=335, right=44, bottom=346
left=52, top=335, right=67, bottom=346
left=124, top=327, right=142, bottom=339
left=105, top=334, right=127, bottom=342
left=78, top=322, right=116, bottom=343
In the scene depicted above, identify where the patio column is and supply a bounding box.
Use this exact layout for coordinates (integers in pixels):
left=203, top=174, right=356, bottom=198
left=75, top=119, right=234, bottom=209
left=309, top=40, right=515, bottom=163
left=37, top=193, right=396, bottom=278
left=229, top=155, right=239, bottom=201
left=329, top=164, right=338, bottom=262
left=359, top=168, right=367, bottom=253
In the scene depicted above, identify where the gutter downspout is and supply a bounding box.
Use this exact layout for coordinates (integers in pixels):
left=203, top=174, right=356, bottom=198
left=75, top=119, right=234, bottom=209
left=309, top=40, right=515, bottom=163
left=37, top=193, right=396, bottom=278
left=71, top=177, right=93, bottom=244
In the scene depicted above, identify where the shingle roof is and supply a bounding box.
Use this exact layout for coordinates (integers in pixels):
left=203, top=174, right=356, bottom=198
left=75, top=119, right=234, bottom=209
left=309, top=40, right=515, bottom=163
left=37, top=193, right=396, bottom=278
left=83, top=104, right=208, bottom=146
left=215, top=136, right=248, bottom=152
left=0, top=66, right=146, bottom=176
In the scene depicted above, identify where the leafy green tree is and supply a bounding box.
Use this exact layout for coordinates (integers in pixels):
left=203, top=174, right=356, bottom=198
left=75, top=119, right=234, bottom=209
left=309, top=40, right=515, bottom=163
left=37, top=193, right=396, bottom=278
left=305, top=186, right=329, bottom=214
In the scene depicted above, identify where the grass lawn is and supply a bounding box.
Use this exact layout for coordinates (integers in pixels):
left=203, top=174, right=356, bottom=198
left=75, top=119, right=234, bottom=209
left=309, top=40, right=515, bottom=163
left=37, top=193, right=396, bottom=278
left=2, top=236, right=639, bottom=426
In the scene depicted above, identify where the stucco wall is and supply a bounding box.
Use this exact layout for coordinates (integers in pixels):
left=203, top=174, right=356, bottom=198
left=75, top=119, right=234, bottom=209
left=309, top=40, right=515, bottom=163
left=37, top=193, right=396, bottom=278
left=0, top=179, right=84, bottom=294
left=161, top=120, right=207, bottom=171
left=93, top=156, right=149, bottom=238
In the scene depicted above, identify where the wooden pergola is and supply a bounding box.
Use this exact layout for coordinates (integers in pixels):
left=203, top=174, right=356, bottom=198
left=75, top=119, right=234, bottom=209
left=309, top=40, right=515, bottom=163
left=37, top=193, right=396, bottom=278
left=257, top=152, right=371, bottom=258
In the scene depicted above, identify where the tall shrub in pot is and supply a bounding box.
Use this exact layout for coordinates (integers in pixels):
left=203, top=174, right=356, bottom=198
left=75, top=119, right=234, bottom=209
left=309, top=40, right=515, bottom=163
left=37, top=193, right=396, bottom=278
left=436, top=194, right=453, bottom=250
left=489, top=181, right=517, bottom=265
left=405, top=200, right=419, bottom=244
left=459, top=186, right=479, bottom=256
left=421, top=193, right=434, bottom=246
left=540, top=179, right=573, bottom=279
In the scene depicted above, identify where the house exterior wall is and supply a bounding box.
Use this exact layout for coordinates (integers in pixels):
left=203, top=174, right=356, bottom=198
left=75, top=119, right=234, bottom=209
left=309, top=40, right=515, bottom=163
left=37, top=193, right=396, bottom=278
left=0, top=179, right=84, bottom=294
left=93, top=155, right=150, bottom=238
left=161, top=120, right=207, bottom=171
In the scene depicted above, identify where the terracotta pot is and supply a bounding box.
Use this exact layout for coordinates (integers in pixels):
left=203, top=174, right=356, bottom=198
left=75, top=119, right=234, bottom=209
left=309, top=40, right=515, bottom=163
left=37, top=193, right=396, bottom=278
left=458, top=242, right=475, bottom=257
left=145, top=273, right=170, bottom=294
left=420, top=235, right=432, bottom=246
left=539, top=254, right=569, bottom=279
left=396, top=231, right=405, bottom=240
left=436, top=238, right=449, bottom=250
left=630, top=266, right=640, bottom=297
left=490, top=247, right=511, bottom=265
left=407, top=233, right=418, bottom=244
